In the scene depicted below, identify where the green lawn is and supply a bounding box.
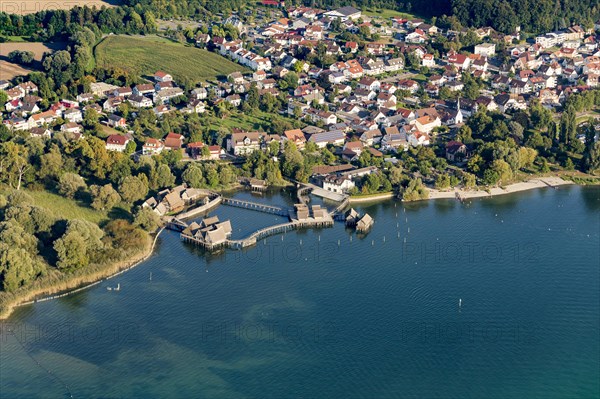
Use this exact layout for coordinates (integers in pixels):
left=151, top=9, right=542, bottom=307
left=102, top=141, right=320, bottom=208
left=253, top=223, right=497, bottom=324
left=363, top=8, right=426, bottom=21
left=94, top=35, right=247, bottom=83
left=3, top=36, right=30, bottom=42
left=24, top=190, right=108, bottom=224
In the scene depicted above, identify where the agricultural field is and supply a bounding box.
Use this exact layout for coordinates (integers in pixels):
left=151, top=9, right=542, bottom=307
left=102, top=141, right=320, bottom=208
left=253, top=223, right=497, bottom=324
left=0, top=41, right=65, bottom=79
left=94, top=35, right=247, bottom=83
left=0, top=0, right=121, bottom=15
left=0, top=61, right=33, bottom=80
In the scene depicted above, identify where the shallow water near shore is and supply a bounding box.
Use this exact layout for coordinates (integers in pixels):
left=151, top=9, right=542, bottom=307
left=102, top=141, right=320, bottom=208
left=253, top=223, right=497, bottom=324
left=1, top=186, right=599, bottom=398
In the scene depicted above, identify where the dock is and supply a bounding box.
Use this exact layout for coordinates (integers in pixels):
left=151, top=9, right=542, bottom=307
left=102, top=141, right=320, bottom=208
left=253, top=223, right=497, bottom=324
left=221, top=197, right=290, bottom=216
left=166, top=188, right=371, bottom=252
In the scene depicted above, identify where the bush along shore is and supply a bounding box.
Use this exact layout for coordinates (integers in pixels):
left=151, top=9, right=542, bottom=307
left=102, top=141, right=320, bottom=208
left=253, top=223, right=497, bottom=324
left=0, top=228, right=156, bottom=320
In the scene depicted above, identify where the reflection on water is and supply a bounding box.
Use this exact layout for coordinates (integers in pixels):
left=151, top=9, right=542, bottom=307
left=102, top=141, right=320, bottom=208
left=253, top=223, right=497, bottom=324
left=1, top=186, right=598, bottom=399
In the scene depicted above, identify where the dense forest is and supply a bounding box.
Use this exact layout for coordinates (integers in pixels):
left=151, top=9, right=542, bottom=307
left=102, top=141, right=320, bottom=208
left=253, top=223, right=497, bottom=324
left=1, top=0, right=599, bottom=40
left=452, top=0, right=600, bottom=34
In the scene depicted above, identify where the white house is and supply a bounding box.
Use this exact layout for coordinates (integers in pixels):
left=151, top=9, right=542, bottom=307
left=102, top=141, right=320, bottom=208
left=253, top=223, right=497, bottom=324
left=474, top=43, right=496, bottom=57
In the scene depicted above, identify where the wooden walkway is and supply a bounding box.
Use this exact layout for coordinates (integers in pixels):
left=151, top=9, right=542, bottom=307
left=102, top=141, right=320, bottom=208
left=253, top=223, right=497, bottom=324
left=166, top=218, right=188, bottom=232
left=227, top=218, right=334, bottom=249
left=331, top=197, right=349, bottom=217
left=221, top=197, right=290, bottom=217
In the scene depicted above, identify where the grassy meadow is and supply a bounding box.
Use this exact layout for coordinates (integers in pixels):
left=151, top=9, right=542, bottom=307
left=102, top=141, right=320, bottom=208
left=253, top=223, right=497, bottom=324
left=95, top=35, right=247, bottom=83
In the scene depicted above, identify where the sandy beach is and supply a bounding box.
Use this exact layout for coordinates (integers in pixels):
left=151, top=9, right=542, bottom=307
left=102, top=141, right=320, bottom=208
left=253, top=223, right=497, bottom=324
left=428, top=176, right=573, bottom=200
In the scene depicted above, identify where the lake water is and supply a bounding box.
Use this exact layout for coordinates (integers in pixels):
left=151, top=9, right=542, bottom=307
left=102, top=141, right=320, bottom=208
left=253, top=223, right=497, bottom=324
left=1, top=186, right=599, bottom=398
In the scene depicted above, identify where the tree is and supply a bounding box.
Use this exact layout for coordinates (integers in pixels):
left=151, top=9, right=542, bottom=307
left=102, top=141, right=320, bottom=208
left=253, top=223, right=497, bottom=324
left=8, top=50, right=34, bottom=65
left=435, top=173, right=451, bottom=189
left=517, top=147, right=537, bottom=169
left=182, top=164, right=204, bottom=188
left=133, top=207, right=160, bottom=231
left=463, top=172, right=476, bottom=189
left=54, top=231, right=88, bottom=271
left=490, top=159, right=512, bottom=185
left=560, top=106, right=577, bottom=145
left=118, top=175, right=148, bottom=204
left=0, top=246, right=44, bottom=292
left=402, top=178, right=429, bottom=201
left=90, top=184, right=121, bottom=210
left=58, top=173, right=86, bottom=199
left=151, top=164, right=176, bottom=189
left=38, top=145, right=64, bottom=180
left=1, top=142, right=30, bottom=190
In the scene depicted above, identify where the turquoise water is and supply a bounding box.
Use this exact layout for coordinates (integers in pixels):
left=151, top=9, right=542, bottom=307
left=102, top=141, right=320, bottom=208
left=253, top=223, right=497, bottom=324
left=1, top=186, right=599, bottom=398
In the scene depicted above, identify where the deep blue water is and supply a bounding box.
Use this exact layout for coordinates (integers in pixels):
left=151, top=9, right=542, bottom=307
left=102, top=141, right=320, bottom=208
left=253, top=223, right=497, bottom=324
left=1, top=186, right=599, bottom=398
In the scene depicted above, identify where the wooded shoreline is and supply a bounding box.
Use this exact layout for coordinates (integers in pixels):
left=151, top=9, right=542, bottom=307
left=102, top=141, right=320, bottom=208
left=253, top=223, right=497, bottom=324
left=0, top=228, right=160, bottom=320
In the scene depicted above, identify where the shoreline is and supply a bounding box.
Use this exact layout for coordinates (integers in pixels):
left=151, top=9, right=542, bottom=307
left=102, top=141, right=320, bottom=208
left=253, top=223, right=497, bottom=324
left=0, top=227, right=164, bottom=320
left=0, top=176, right=586, bottom=320
left=426, top=177, right=574, bottom=201
left=348, top=192, right=395, bottom=203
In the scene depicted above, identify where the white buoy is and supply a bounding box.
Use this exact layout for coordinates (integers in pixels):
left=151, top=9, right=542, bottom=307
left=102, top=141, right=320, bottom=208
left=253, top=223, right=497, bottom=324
left=459, top=298, right=462, bottom=308
left=318, top=235, right=321, bottom=242
left=383, top=236, right=386, bottom=242
left=149, top=272, right=152, bottom=281
left=300, top=239, right=303, bottom=245
left=371, top=240, right=374, bottom=246
left=338, top=239, right=340, bottom=246
left=397, top=222, right=399, bottom=228
left=350, top=236, right=352, bottom=242
left=281, top=235, right=284, bottom=241
left=408, top=227, right=410, bottom=233
left=404, top=237, right=406, bottom=243
left=397, top=232, right=400, bottom=238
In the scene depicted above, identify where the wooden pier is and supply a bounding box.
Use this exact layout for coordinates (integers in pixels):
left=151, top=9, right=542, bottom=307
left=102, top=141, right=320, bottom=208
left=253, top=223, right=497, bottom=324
left=182, top=218, right=334, bottom=250
left=166, top=217, right=188, bottom=232
left=221, top=197, right=290, bottom=217
left=331, top=197, right=350, bottom=217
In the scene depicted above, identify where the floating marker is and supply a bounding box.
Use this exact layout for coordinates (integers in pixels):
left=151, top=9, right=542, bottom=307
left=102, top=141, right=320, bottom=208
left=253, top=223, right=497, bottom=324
left=338, top=239, right=340, bottom=246
left=350, top=236, right=352, bottom=242
left=398, top=232, right=400, bottom=238
left=371, top=240, right=374, bottom=246
left=318, top=235, right=321, bottom=242
left=383, top=236, right=386, bottom=242
left=404, top=237, right=407, bottom=243
left=408, top=227, right=410, bottom=233
left=300, top=239, right=303, bottom=245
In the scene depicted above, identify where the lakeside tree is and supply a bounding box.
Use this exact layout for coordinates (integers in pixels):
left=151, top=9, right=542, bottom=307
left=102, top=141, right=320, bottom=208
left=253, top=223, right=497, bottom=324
left=118, top=175, right=149, bottom=204
left=133, top=207, right=161, bottom=232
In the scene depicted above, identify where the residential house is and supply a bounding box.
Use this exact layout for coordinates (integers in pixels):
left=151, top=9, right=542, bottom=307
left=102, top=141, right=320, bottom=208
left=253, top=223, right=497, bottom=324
left=107, top=114, right=126, bottom=128
left=142, top=138, right=164, bottom=155
left=106, top=134, right=131, bottom=152
left=164, top=132, right=184, bottom=150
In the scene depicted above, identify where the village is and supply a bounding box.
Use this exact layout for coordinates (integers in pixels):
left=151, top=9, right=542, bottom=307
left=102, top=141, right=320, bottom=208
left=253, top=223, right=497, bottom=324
left=2, top=3, right=600, bottom=198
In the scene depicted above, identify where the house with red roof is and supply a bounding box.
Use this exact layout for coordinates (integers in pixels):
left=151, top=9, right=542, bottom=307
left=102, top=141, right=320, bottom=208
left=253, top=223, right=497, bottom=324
left=164, top=132, right=184, bottom=150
